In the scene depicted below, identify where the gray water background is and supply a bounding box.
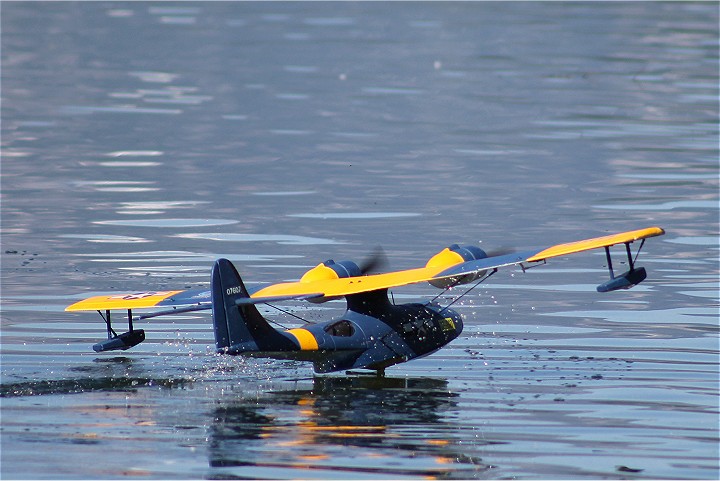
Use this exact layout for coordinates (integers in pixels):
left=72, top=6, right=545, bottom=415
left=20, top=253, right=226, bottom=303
left=1, top=2, right=718, bottom=479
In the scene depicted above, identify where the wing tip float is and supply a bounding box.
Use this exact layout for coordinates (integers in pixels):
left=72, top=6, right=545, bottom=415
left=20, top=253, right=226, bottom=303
left=66, top=226, right=664, bottom=354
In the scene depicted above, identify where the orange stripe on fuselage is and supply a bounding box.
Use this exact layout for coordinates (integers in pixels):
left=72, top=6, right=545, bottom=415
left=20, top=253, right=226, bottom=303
left=286, top=328, right=319, bottom=350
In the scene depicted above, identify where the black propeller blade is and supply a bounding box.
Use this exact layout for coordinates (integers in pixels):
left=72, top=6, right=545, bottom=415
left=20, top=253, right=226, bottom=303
left=485, top=247, right=516, bottom=257
left=359, top=246, right=389, bottom=275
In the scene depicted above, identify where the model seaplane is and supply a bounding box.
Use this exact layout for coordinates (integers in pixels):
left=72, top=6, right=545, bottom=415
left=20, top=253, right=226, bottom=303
left=66, top=226, right=664, bottom=374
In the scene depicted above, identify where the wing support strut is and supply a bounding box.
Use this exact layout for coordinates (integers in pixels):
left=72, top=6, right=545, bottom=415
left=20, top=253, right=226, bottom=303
left=134, top=303, right=211, bottom=321
left=520, top=259, right=547, bottom=272
left=439, top=268, right=498, bottom=313
left=99, top=309, right=117, bottom=339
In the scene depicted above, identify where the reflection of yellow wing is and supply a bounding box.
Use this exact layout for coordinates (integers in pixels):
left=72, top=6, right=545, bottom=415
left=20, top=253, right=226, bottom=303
left=251, top=226, right=665, bottom=300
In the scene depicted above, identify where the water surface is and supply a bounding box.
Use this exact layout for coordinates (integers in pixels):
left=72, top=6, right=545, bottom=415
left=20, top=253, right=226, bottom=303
left=2, top=2, right=718, bottom=479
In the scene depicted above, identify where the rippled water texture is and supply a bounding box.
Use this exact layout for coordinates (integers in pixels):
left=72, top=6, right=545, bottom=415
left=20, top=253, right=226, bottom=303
left=1, top=2, right=718, bottom=479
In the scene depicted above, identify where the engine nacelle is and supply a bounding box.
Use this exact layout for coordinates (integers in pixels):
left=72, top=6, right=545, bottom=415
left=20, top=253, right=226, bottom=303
left=426, top=244, right=488, bottom=289
left=300, top=260, right=362, bottom=303
left=301, top=260, right=361, bottom=282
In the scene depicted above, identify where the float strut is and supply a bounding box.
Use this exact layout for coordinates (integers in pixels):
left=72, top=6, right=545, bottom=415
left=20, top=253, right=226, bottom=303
left=106, top=309, right=112, bottom=339
left=625, top=243, right=634, bottom=270
left=604, top=247, right=615, bottom=279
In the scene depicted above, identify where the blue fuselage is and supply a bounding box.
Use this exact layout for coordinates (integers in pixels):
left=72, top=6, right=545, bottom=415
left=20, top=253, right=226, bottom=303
left=255, top=301, right=464, bottom=373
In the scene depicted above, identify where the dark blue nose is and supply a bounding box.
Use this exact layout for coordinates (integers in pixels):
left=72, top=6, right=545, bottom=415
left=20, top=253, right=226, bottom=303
left=425, top=303, right=464, bottom=341
left=443, top=307, right=464, bottom=341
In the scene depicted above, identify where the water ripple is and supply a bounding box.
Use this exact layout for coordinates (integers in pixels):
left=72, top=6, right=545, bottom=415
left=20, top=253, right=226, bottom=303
left=175, top=233, right=342, bottom=246
left=289, top=212, right=422, bottom=220
left=59, top=234, right=151, bottom=244
left=94, top=218, right=239, bottom=228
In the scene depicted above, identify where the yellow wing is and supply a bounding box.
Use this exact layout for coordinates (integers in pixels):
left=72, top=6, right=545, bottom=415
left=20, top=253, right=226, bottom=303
left=66, top=226, right=664, bottom=311
left=66, top=289, right=211, bottom=312
left=250, top=226, right=665, bottom=300
left=526, top=227, right=665, bottom=262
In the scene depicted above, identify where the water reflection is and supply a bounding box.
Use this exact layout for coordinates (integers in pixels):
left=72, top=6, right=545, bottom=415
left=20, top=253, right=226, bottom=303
left=208, top=376, right=489, bottom=478
left=0, top=357, right=189, bottom=397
